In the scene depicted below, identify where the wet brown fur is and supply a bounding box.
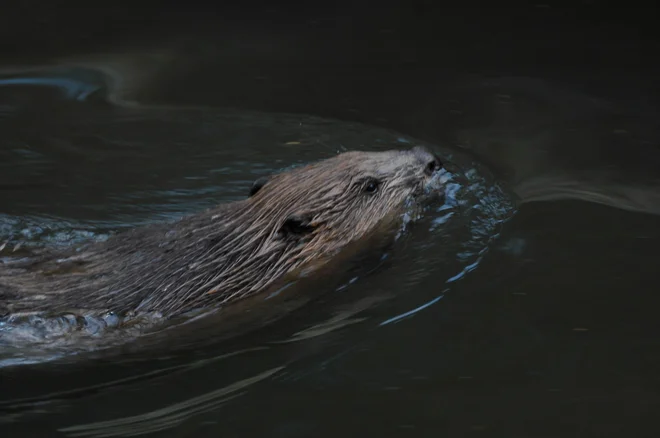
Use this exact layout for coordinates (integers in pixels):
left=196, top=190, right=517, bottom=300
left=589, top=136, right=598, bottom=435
left=0, top=147, right=440, bottom=318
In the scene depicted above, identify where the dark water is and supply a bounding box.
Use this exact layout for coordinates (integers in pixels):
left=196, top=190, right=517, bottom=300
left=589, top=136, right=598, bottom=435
left=1, top=4, right=660, bottom=437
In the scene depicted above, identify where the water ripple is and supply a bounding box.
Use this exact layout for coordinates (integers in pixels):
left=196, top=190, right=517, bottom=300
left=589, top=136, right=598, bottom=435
left=58, top=366, right=284, bottom=437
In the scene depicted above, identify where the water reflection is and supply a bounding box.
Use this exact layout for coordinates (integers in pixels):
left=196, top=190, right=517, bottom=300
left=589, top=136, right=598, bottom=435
left=515, top=174, right=660, bottom=216
left=0, top=73, right=102, bottom=101
left=58, top=366, right=284, bottom=437
left=446, top=76, right=660, bottom=216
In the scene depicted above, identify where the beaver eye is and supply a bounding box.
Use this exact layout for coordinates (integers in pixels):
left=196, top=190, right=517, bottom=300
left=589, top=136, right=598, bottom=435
left=363, top=178, right=380, bottom=194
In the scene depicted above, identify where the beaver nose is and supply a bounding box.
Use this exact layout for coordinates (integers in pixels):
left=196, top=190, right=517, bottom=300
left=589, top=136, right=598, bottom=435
left=411, top=146, right=443, bottom=176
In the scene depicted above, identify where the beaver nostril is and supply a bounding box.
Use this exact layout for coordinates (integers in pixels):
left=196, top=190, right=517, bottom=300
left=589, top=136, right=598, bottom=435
left=410, top=146, right=442, bottom=176
left=424, top=156, right=442, bottom=176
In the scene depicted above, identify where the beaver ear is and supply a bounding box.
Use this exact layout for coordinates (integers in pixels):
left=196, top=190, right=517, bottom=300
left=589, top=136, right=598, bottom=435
left=279, top=213, right=316, bottom=238
left=249, top=176, right=270, bottom=197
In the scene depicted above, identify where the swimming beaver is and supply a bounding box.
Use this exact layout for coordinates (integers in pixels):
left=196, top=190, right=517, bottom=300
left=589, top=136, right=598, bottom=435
left=0, top=146, right=442, bottom=320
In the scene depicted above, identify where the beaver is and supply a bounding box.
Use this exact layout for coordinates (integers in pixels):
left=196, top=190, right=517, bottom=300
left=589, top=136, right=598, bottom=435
left=0, top=146, right=442, bottom=322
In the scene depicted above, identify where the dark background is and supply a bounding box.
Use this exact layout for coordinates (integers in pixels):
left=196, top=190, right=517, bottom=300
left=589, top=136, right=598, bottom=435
left=1, top=2, right=657, bottom=122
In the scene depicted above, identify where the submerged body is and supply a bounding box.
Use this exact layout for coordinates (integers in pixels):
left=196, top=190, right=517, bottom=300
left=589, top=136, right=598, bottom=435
left=0, top=147, right=442, bottom=320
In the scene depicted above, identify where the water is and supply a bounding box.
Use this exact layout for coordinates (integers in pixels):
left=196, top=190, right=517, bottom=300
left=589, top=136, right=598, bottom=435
left=1, top=5, right=660, bottom=437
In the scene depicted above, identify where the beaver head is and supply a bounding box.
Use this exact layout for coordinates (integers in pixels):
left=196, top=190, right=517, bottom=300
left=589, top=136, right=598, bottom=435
left=246, top=145, right=442, bottom=246
left=1, top=147, right=443, bottom=317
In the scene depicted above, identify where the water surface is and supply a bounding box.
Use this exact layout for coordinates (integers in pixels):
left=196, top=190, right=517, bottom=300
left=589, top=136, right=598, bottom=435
left=0, top=42, right=659, bottom=438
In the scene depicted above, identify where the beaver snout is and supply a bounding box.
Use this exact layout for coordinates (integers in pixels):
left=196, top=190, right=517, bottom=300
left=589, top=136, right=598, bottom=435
left=410, top=146, right=443, bottom=176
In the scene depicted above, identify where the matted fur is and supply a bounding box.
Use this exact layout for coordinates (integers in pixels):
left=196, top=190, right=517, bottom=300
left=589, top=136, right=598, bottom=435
left=0, top=147, right=441, bottom=317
